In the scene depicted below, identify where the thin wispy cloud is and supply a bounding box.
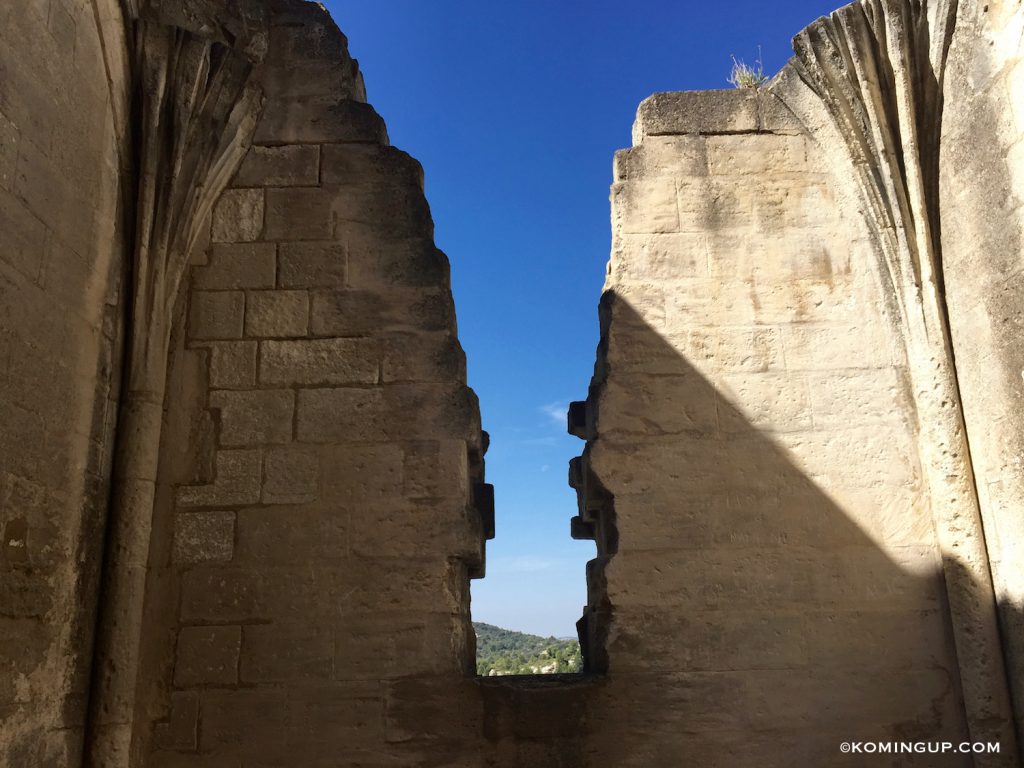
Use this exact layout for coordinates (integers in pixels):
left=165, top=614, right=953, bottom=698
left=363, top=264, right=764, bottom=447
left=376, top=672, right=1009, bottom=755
left=490, top=555, right=557, bottom=573
left=540, top=401, right=568, bottom=427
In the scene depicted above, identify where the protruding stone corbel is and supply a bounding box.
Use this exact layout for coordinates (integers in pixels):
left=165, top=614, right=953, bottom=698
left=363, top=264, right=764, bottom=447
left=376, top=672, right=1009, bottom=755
left=84, top=2, right=267, bottom=765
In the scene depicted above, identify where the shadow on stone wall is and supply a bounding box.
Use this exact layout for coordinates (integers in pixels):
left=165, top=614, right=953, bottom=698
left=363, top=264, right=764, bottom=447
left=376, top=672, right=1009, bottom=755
left=476, top=294, right=1023, bottom=768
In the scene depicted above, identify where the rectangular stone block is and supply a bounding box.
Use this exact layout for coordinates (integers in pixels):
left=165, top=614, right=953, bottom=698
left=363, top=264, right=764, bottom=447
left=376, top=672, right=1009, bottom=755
left=350, top=499, right=478, bottom=561
left=264, top=187, right=334, bottom=241
left=180, top=568, right=265, bottom=623
left=599, top=373, right=719, bottom=436
left=240, top=624, right=332, bottom=683
left=806, top=368, right=909, bottom=429
left=209, top=390, right=295, bottom=446
left=330, top=183, right=433, bottom=240
left=244, top=290, right=310, bottom=338
left=611, top=233, right=709, bottom=281
left=208, top=341, right=258, bottom=389
left=296, top=388, right=388, bottom=444
left=633, top=90, right=760, bottom=142
left=705, top=133, right=808, bottom=176
left=310, top=288, right=453, bottom=336
left=198, top=689, right=288, bottom=757
left=614, top=136, right=707, bottom=182
left=172, top=511, right=235, bottom=564
left=234, top=507, right=347, bottom=565
left=338, top=557, right=460, bottom=614
left=607, top=546, right=942, bottom=613
left=253, top=97, right=388, bottom=145
left=676, top=327, right=784, bottom=374
left=278, top=241, right=347, bottom=288
left=380, top=332, right=465, bottom=383
left=152, top=692, right=199, bottom=751
left=321, top=144, right=424, bottom=189
left=234, top=144, right=320, bottom=187
left=262, top=446, right=319, bottom=504
left=345, top=239, right=450, bottom=290
left=212, top=188, right=264, bottom=243
left=612, top=179, right=679, bottom=234
left=259, top=338, right=378, bottom=386
left=174, top=625, right=242, bottom=687
left=402, top=440, right=469, bottom=500
left=189, top=291, right=245, bottom=341
left=260, top=58, right=361, bottom=99
left=177, top=449, right=262, bottom=508
left=705, top=229, right=851, bottom=283
left=676, top=179, right=747, bottom=232
left=320, top=443, right=403, bottom=499
left=663, top=276, right=862, bottom=328
left=781, top=323, right=896, bottom=371
left=770, top=426, right=919, bottom=491
left=192, top=243, right=276, bottom=290
left=745, top=179, right=835, bottom=232
left=284, top=683, right=385, bottom=754
left=717, top=371, right=814, bottom=433
left=334, top=612, right=461, bottom=680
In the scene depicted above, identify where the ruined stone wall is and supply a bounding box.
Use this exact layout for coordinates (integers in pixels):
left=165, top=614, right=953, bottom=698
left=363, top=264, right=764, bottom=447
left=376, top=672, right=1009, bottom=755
left=573, top=85, right=976, bottom=766
left=941, top=0, right=1024, bottom=747
left=2, top=1, right=1023, bottom=767
left=132, top=2, right=489, bottom=765
left=0, top=0, right=130, bottom=764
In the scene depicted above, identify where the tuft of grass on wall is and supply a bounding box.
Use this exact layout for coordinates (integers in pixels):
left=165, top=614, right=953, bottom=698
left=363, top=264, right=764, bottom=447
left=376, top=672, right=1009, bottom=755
left=728, top=48, right=769, bottom=89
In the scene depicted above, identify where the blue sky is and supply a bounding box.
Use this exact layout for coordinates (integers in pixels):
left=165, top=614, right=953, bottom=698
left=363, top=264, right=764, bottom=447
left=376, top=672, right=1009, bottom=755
left=324, top=0, right=844, bottom=637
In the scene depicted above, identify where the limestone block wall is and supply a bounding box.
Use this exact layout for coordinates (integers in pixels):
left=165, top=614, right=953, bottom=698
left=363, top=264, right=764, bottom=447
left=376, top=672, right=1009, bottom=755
left=131, top=2, right=490, bottom=765
left=941, top=0, right=1024, bottom=746
left=0, top=0, right=130, bottom=764
left=573, top=86, right=974, bottom=766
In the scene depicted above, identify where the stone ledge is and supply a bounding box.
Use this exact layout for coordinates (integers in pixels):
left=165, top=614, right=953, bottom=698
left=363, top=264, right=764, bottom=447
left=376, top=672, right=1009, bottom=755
left=632, top=82, right=802, bottom=144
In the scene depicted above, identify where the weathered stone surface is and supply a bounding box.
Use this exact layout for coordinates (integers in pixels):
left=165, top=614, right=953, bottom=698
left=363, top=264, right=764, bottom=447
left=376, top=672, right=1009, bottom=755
left=207, top=341, right=258, bottom=389
left=321, top=144, right=424, bottom=189
left=189, top=291, right=245, bottom=340
left=193, top=243, right=276, bottom=290
left=212, top=188, right=264, bottom=243
left=253, top=98, right=388, bottom=145
left=174, top=626, right=242, bottom=687
left=172, top=511, right=235, bottom=564
left=177, top=450, right=262, bottom=508
left=262, top=446, right=319, bottom=504
left=8, top=0, right=1022, bottom=767
left=258, top=338, right=379, bottom=385
left=152, top=693, right=199, bottom=751
left=234, top=507, right=347, bottom=564
left=310, top=289, right=453, bottom=335
left=234, top=145, right=320, bottom=187
left=244, top=290, right=310, bottom=338
left=240, top=624, right=333, bottom=683
left=0, top=0, right=129, bottom=758
left=278, top=242, right=347, bottom=288
left=346, top=240, right=450, bottom=289
left=296, top=388, right=387, bottom=443
left=264, top=187, right=334, bottom=241
left=209, top=389, right=295, bottom=446
left=633, top=90, right=759, bottom=143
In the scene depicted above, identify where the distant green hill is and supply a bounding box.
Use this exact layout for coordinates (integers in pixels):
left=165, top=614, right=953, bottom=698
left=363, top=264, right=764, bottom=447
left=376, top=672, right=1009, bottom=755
left=474, top=622, right=582, bottom=676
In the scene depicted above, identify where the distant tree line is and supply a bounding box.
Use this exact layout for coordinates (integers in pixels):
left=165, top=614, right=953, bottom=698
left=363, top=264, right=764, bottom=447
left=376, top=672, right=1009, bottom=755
left=474, top=622, right=582, bottom=676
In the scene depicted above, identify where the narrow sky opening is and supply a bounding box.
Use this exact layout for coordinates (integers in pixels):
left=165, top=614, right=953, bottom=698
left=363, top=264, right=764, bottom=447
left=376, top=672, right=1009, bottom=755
left=325, top=0, right=845, bottom=638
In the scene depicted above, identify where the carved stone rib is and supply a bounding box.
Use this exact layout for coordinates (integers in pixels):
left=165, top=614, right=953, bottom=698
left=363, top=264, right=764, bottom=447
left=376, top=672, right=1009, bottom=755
left=792, top=0, right=1019, bottom=760
left=84, top=6, right=266, bottom=765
